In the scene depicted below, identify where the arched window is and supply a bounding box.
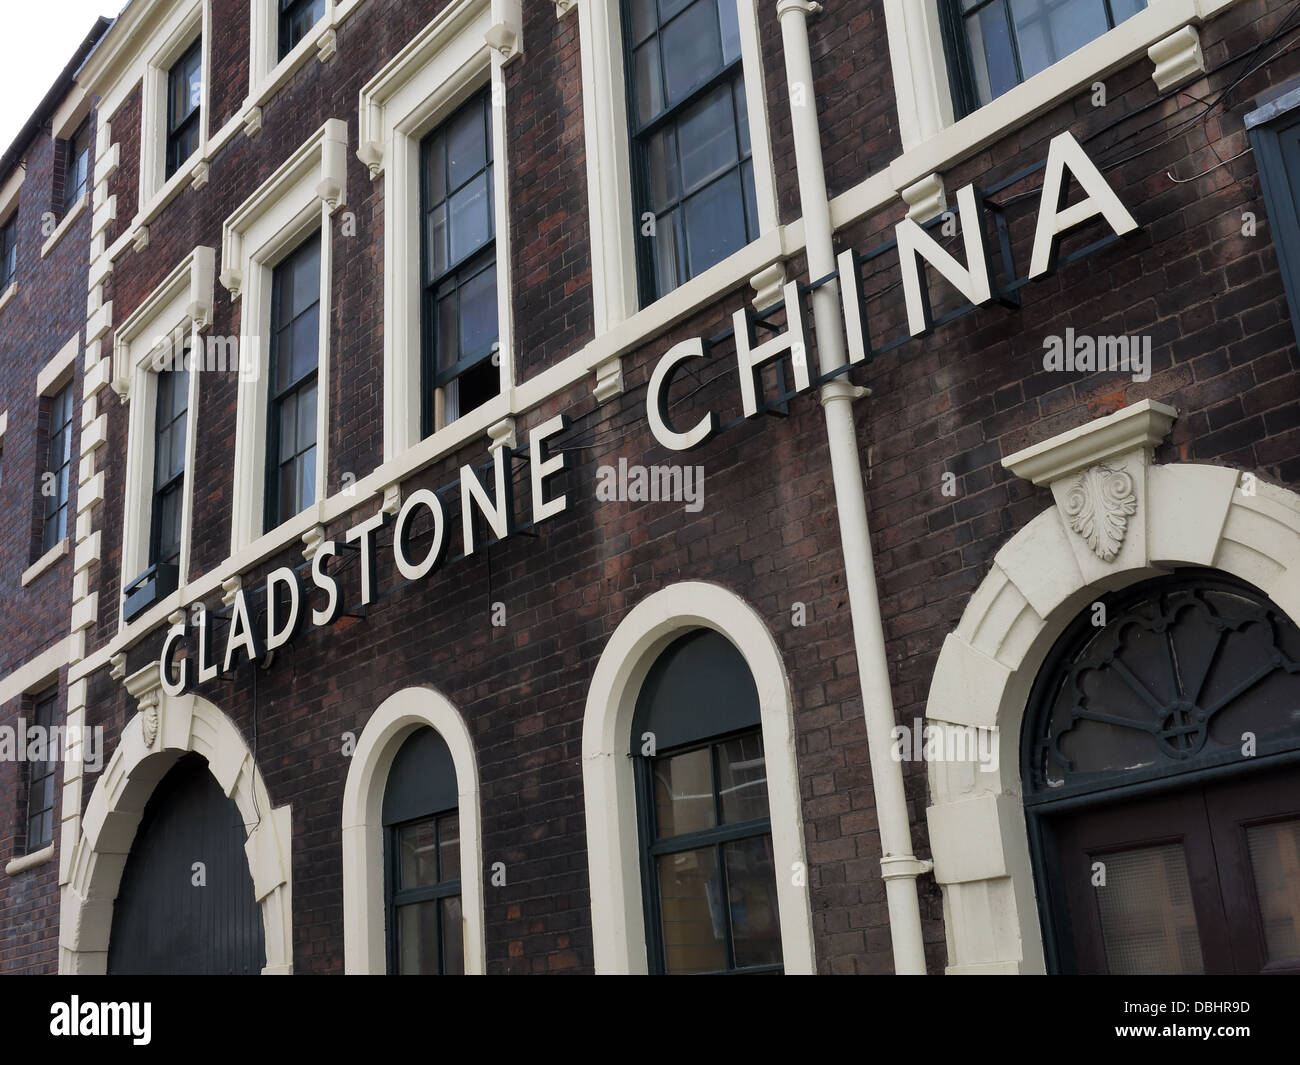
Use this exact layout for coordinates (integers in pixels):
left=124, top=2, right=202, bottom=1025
left=1024, top=570, right=1300, bottom=974
left=383, top=727, right=463, bottom=975
left=631, top=629, right=783, bottom=974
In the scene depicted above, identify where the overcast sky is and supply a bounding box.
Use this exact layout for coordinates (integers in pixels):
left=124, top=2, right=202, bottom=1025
left=0, top=1, right=122, bottom=155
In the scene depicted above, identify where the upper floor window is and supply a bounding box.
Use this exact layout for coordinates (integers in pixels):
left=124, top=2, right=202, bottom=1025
left=265, top=233, right=320, bottom=531
left=0, top=212, right=15, bottom=290
left=419, top=88, right=499, bottom=435
left=62, top=117, right=91, bottom=214
left=25, top=688, right=59, bottom=852
left=632, top=629, right=783, bottom=973
left=41, top=381, right=74, bottom=554
left=942, top=0, right=1147, bottom=112
left=623, top=0, right=758, bottom=304
left=166, top=39, right=202, bottom=180
left=151, top=363, right=189, bottom=573
left=384, top=727, right=464, bottom=975
left=279, top=0, right=327, bottom=60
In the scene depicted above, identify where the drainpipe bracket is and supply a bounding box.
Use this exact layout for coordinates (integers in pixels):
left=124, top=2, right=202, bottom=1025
left=820, top=380, right=870, bottom=407
left=880, top=855, right=934, bottom=881
left=776, top=0, right=822, bottom=18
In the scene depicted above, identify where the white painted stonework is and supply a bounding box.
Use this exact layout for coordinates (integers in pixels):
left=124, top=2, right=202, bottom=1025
left=59, top=680, right=293, bottom=974
left=927, top=400, right=1300, bottom=974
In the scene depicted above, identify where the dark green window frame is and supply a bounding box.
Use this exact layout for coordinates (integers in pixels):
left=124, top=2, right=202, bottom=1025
left=25, top=688, right=58, bottom=852
left=264, top=233, right=321, bottom=532
left=166, top=39, right=202, bottom=181
left=622, top=0, right=758, bottom=306
left=40, top=381, right=74, bottom=555
left=386, top=810, right=464, bottom=975
left=62, top=117, right=91, bottom=214
left=418, top=87, right=499, bottom=437
left=279, top=0, right=327, bottom=61
left=150, top=363, right=189, bottom=570
left=0, top=212, right=16, bottom=291
left=1248, top=85, right=1300, bottom=353
left=939, top=0, right=1147, bottom=118
left=635, top=726, right=783, bottom=974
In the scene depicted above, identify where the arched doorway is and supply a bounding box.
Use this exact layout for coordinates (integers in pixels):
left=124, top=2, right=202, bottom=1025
left=107, top=753, right=264, bottom=974
left=1024, top=570, right=1300, bottom=974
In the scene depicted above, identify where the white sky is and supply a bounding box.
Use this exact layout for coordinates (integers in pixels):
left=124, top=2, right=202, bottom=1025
left=0, top=1, right=122, bottom=155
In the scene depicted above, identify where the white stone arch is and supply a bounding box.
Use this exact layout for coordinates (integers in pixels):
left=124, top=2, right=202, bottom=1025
left=582, top=580, right=816, bottom=974
left=926, top=461, right=1300, bottom=974
left=60, top=688, right=293, bottom=974
left=341, top=685, right=485, bottom=974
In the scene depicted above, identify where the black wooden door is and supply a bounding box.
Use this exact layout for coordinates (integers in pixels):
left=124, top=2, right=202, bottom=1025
left=107, top=753, right=265, bottom=974
left=1049, top=763, right=1300, bottom=974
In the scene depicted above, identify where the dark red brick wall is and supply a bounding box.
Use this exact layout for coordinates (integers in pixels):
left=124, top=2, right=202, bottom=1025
left=53, top=0, right=1300, bottom=979
left=211, top=0, right=252, bottom=131
left=0, top=103, right=96, bottom=974
left=105, top=85, right=141, bottom=248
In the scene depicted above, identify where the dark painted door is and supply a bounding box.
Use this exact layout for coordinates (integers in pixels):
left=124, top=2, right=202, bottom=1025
left=1051, top=764, right=1300, bottom=974
left=107, top=753, right=265, bottom=974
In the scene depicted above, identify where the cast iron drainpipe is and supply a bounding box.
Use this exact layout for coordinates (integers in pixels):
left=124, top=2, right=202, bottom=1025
left=777, top=0, right=932, bottom=974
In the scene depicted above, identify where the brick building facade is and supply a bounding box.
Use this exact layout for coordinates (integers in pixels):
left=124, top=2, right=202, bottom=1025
left=2, top=0, right=1299, bottom=975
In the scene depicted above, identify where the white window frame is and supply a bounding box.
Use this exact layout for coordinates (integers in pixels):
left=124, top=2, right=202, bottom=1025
left=342, top=685, right=486, bottom=974
left=249, top=0, right=366, bottom=104
left=357, top=0, right=522, bottom=462
left=111, top=247, right=214, bottom=628
left=885, top=0, right=1236, bottom=171
left=139, top=0, right=209, bottom=209
left=219, top=118, right=347, bottom=556
left=581, top=581, right=816, bottom=974
left=572, top=0, right=780, bottom=331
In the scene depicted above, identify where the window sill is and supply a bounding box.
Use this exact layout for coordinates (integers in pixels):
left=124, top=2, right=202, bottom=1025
left=0, top=281, right=16, bottom=314
left=22, top=538, right=69, bottom=587
left=889, top=0, right=1233, bottom=195
left=40, top=195, right=87, bottom=259
left=135, top=157, right=199, bottom=236
left=5, top=843, right=54, bottom=877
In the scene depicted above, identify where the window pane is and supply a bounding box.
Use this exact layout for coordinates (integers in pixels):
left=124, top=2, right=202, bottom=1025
left=653, top=745, right=715, bottom=839
left=278, top=393, right=297, bottom=461
left=455, top=356, right=499, bottom=418
left=656, top=846, right=727, bottom=974
left=425, top=134, right=447, bottom=207
left=661, top=0, right=723, bottom=106
left=733, top=77, right=750, bottom=156
left=966, top=5, right=1018, bottom=104
left=1247, top=818, right=1300, bottom=964
left=292, top=241, right=321, bottom=317
left=1010, top=0, right=1108, bottom=80
left=1094, top=842, right=1205, bottom=974
left=723, top=835, right=782, bottom=968
left=719, top=0, right=741, bottom=64
left=399, top=818, right=441, bottom=888
left=438, top=813, right=460, bottom=882
left=290, top=306, right=319, bottom=382
left=677, top=84, right=739, bottom=194
left=653, top=208, right=683, bottom=296
left=297, top=446, right=316, bottom=512
left=1111, top=0, right=1146, bottom=18
left=633, top=40, right=664, bottom=126
left=437, top=289, right=460, bottom=371
left=446, top=101, right=487, bottom=192
left=296, top=382, right=317, bottom=450
left=683, top=168, right=749, bottom=276
left=441, top=896, right=464, bottom=974
left=277, top=458, right=297, bottom=523
left=448, top=174, right=492, bottom=264
left=459, top=263, right=498, bottom=360
left=717, top=731, right=769, bottom=824
left=426, top=203, right=448, bottom=280
left=647, top=126, right=680, bottom=212
left=628, top=0, right=657, bottom=43
left=396, top=901, right=440, bottom=974
left=659, top=0, right=695, bottom=22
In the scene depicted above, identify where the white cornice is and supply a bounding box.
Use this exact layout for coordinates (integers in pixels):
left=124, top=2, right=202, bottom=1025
left=1003, top=399, right=1179, bottom=487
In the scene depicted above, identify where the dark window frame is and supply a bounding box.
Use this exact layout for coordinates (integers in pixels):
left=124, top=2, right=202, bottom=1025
left=40, top=381, right=74, bottom=556
left=418, top=87, right=500, bottom=438
left=25, top=688, right=59, bottom=853
left=1249, top=87, right=1300, bottom=352
left=621, top=0, right=759, bottom=306
left=166, top=38, right=203, bottom=181
left=385, top=810, right=464, bottom=975
left=938, top=0, right=1146, bottom=118
left=150, top=363, right=189, bottom=570
left=634, top=725, right=782, bottom=975
left=61, top=117, right=91, bottom=215
left=264, top=233, right=321, bottom=532
left=278, top=0, right=328, bottom=61
left=0, top=211, right=17, bottom=290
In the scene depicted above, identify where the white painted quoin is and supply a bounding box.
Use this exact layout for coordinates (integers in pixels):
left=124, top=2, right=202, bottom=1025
left=925, top=400, right=1300, bottom=973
